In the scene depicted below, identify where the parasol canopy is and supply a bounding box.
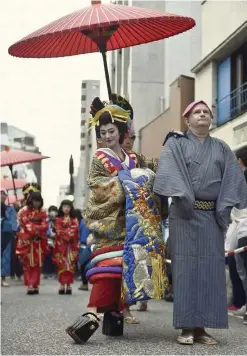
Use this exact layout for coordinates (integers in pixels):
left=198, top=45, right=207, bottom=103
left=1, top=178, right=27, bottom=191
left=8, top=0, right=196, bottom=99
left=1, top=147, right=49, bottom=167
left=1, top=146, right=49, bottom=199
left=6, top=194, right=24, bottom=205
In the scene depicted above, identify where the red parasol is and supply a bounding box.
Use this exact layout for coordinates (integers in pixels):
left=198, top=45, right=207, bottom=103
left=1, top=147, right=49, bottom=167
left=6, top=194, right=24, bottom=205
left=0, top=146, right=49, bottom=199
left=8, top=0, right=195, bottom=100
left=1, top=178, right=27, bottom=191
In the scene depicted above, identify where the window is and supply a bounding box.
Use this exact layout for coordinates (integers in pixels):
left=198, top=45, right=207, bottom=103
left=80, top=145, right=85, bottom=151
left=81, top=120, right=86, bottom=126
left=82, top=83, right=87, bottom=89
left=81, top=132, right=85, bottom=138
left=81, top=107, right=86, bottom=114
left=81, top=95, right=86, bottom=101
left=89, top=144, right=92, bottom=148
left=216, top=42, right=247, bottom=126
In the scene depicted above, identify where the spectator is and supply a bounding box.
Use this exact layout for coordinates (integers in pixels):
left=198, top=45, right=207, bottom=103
left=1, top=189, right=18, bottom=287
left=233, top=148, right=247, bottom=324
left=43, top=206, right=58, bottom=279
left=74, top=209, right=90, bottom=291
left=10, top=203, right=22, bottom=281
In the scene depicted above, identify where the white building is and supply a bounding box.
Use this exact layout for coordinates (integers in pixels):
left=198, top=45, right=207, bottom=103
left=57, top=184, right=69, bottom=207
left=74, top=80, right=100, bottom=210
left=110, top=0, right=202, bottom=149
left=1, top=122, right=41, bottom=185
left=192, top=0, right=247, bottom=151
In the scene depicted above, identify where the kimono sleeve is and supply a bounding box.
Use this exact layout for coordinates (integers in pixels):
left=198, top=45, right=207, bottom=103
left=70, top=218, right=79, bottom=243
left=18, top=208, right=32, bottom=236
left=37, top=210, right=49, bottom=237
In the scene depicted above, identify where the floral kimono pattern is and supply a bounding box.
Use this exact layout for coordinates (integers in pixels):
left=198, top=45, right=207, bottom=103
left=16, top=206, right=49, bottom=287
left=85, top=148, right=166, bottom=310
left=53, top=216, right=79, bottom=284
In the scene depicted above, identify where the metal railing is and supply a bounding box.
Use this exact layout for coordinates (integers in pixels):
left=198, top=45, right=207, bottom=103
left=215, top=81, right=247, bottom=126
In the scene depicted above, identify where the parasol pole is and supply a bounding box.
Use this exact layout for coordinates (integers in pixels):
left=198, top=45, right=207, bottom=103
left=99, top=44, right=112, bottom=101
left=9, top=165, right=18, bottom=200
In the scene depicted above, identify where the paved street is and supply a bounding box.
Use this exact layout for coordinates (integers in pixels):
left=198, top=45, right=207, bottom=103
left=1, top=279, right=247, bottom=355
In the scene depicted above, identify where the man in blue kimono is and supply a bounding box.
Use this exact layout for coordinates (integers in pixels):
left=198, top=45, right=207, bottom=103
left=154, top=100, right=247, bottom=345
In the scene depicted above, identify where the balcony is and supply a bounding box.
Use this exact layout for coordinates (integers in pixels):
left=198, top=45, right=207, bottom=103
left=216, top=81, right=247, bottom=126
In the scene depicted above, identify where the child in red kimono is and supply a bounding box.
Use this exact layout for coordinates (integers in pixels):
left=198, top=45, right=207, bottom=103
left=53, top=200, right=79, bottom=295
left=16, top=192, right=48, bottom=295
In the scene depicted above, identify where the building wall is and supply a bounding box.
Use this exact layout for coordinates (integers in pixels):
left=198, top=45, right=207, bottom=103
left=193, top=1, right=247, bottom=149
left=164, top=1, right=202, bottom=107
left=201, top=0, right=247, bottom=58
left=194, top=61, right=217, bottom=109
left=140, top=76, right=194, bottom=158
left=74, top=80, right=100, bottom=210
left=210, top=112, right=247, bottom=150
left=0, top=122, right=42, bottom=186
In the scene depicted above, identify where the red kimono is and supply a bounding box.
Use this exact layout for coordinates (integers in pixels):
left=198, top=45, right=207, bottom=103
left=16, top=206, right=49, bottom=287
left=53, top=216, right=79, bottom=285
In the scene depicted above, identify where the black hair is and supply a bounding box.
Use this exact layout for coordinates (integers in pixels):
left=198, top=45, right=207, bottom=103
left=27, top=192, right=44, bottom=209
left=74, top=208, right=82, bottom=223
left=236, top=147, right=247, bottom=168
left=1, top=202, right=6, bottom=218
left=244, top=170, right=247, bottom=183
left=90, top=94, right=133, bottom=145
left=97, top=111, right=128, bottom=144
left=48, top=205, right=58, bottom=213
left=58, top=200, right=76, bottom=218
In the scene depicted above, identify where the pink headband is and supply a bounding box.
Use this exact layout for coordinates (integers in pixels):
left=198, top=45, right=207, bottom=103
left=182, top=100, right=213, bottom=119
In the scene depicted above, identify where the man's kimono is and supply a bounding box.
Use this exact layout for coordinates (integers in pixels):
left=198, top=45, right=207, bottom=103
left=154, top=131, right=247, bottom=329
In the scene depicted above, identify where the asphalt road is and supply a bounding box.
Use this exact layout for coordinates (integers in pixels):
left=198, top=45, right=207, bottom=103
left=1, top=279, right=247, bottom=355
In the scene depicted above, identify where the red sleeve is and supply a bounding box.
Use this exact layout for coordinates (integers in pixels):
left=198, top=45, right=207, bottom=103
left=54, top=217, right=63, bottom=237
left=18, top=208, right=33, bottom=238
left=36, top=210, right=49, bottom=238
left=70, top=218, right=79, bottom=243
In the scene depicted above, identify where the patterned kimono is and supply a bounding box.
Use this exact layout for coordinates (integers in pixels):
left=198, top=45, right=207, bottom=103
left=154, top=131, right=247, bottom=329
left=85, top=148, right=164, bottom=310
left=53, top=216, right=79, bottom=285
left=16, top=206, right=49, bottom=287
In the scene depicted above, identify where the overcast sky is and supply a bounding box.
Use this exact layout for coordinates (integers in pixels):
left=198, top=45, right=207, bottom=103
left=1, top=0, right=111, bottom=207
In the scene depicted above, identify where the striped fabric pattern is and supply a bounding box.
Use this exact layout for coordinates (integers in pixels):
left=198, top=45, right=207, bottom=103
left=154, top=131, right=247, bottom=329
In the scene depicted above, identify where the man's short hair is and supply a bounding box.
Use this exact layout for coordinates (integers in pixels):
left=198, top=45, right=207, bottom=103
left=236, top=146, right=247, bottom=167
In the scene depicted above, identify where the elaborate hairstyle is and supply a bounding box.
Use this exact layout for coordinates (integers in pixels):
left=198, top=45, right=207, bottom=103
left=27, top=192, right=44, bottom=209
left=89, top=94, right=134, bottom=144
left=58, top=199, right=75, bottom=218
left=22, top=183, right=41, bottom=198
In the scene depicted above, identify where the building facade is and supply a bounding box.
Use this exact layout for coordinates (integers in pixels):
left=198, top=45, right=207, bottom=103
left=1, top=122, right=42, bottom=186
left=110, top=0, right=201, bottom=150
left=140, top=75, right=194, bottom=158
left=74, top=80, right=100, bottom=210
left=192, top=0, right=247, bottom=151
